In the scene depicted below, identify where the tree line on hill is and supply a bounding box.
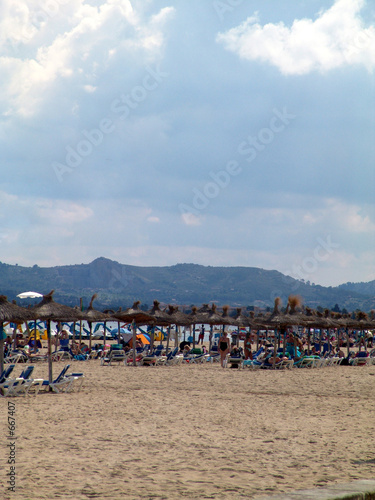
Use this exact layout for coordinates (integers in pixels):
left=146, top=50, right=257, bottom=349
left=0, top=257, right=373, bottom=312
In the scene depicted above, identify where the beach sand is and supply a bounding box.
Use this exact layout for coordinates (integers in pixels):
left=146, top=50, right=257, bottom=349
left=2, top=359, right=375, bottom=499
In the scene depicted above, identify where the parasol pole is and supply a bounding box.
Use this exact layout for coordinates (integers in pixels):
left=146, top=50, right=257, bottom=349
left=166, top=325, right=171, bottom=355
left=319, top=328, right=323, bottom=354
left=33, top=323, right=37, bottom=353
left=150, top=325, right=155, bottom=352
left=273, top=327, right=278, bottom=369
left=79, top=319, right=82, bottom=347
left=209, top=324, right=213, bottom=352
left=103, top=321, right=107, bottom=349
left=0, top=322, right=5, bottom=374
left=12, top=324, right=17, bottom=351
left=132, top=320, right=137, bottom=367
left=79, top=298, right=83, bottom=348
left=34, top=320, right=37, bottom=353
left=47, top=319, right=53, bottom=384
left=346, top=328, right=350, bottom=358
left=307, top=327, right=311, bottom=355
left=282, top=328, right=286, bottom=356
left=117, top=321, right=120, bottom=345
left=89, top=322, right=93, bottom=351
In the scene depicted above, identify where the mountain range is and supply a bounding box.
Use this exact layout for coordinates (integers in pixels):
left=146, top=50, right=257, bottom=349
left=0, top=257, right=374, bottom=312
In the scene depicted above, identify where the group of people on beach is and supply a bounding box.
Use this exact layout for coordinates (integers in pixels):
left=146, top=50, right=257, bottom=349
left=213, top=327, right=374, bottom=368
left=3, top=319, right=374, bottom=370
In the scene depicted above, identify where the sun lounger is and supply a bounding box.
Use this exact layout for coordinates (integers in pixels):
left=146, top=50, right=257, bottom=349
left=227, top=355, right=244, bottom=369
left=51, top=350, right=73, bottom=361
left=327, top=356, right=342, bottom=367
left=140, top=345, right=164, bottom=366
left=183, top=353, right=207, bottom=364
left=28, top=353, right=48, bottom=362
left=1, top=366, right=43, bottom=397
left=100, top=349, right=127, bottom=366
left=157, top=347, right=179, bottom=365
left=207, top=352, right=220, bottom=363
left=276, top=359, right=294, bottom=369
left=4, top=350, right=28, bottom=364
left=350, top=352, right=370, bottom=366
left=207, top=346, right=220, bottom=362
left=40, top=364, right=76, bottom=393
left=0, top=364, right=16, bottom=395
left=294, top=356, right=319, bottom=368
left=243, top=360, right=262, bottom=369
left=0, top=364, right=16, bottom=383
left=64, top=370, right=85, bottom=391
left=1, top=377, right=31, bottom=396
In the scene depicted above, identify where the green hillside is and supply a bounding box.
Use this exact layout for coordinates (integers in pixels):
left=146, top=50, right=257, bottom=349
left=0, top=257, right=373, bottom=312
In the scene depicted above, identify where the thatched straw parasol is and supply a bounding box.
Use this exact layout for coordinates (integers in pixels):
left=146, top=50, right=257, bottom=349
left=166, top=305, right=190, bottom=326
left=339, top=311, right=374, bottom=351
left=262, top=297, right=297, bottom=328
left=261, top=298, right=290, bottom=360
left=219, top=305, right=237, bottom=327
left=285, top=295, right=309, bottom=325
left=232, top=308, right=258, bottom=348
left=351, top=311, right=374, bottom=330
left=32, top=290, right=85, bottom=383
left=165, top=305, right=190, bottom=351
left=184, top=306, right=204, bottom=348
left=200, top=303, right=230, bottom=349
left=0, top=295, right=35, bottom=373
left=113, top=301, right=153, bottom=367
left=146, top=300, right=173, bottom=352
left=233, top=308, right=256, bottom=328
left=113, top=301, right=152, bottom=325
left=303, top=308, right=340, bottom=355
left=147, top=300, right=171, bottom=327
left=82, top=294, right=114, bottom=350
left=308, top=309, right=340, bottom=329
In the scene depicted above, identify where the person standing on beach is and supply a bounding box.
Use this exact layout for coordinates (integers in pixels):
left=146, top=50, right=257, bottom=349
left=244, top=332, right=253, bottom=360
left=218, top=331, right=230, bottom=367
left=198, top=325, right=205, bottom=345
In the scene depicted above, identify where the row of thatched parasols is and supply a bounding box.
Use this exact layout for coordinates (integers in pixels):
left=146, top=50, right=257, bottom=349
left=1, top=292, right=374, bottom=381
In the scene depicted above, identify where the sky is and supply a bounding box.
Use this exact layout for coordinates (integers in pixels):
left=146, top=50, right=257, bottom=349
left=0, top=0, right=374, bottom=287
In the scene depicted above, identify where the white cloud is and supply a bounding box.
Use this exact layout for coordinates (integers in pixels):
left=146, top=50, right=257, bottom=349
left=35, top=200, right=93, bottom=224
left=325, top=198, right=375, bottom=233
left=181, top=213, right=202, bottom=226
left=147, top=216, right=160, bottom=223
left=83, top=84, right=97, bottom=93
left=0, top=0, right=174, bottom=117
left=217, top=0, right=375, bottom=75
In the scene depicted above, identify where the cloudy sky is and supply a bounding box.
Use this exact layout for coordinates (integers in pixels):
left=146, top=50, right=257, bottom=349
left=0, top=0, right=374, bottom=286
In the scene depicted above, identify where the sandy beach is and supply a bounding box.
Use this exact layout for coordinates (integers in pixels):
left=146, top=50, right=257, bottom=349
left=2, top=359, right=375, bottom=500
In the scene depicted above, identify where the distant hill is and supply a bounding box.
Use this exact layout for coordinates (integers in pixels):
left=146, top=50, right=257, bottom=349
left=0, top=257, right=374, bottom=312
left=337, top=280, right=375, bottom=297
